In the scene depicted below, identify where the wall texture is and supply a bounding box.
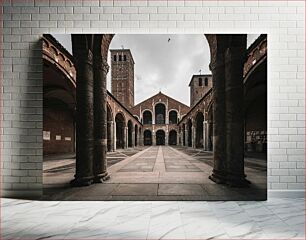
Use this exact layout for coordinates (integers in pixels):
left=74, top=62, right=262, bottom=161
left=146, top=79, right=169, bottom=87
left=1, top=0, right=305, bottom=198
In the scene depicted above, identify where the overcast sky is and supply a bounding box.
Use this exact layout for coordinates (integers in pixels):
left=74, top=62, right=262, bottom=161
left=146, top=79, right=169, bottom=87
left=53, top=34, right=260, bottom=106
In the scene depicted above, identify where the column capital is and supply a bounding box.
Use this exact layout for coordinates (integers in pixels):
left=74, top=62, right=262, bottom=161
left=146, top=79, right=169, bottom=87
left=74, top=49, right=93, bottom=66
left=94, top=57, right=109, bottom=73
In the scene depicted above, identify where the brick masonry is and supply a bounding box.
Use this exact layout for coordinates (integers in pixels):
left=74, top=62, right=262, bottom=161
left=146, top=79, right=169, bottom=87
left=1, top=0, right=305, bottom=197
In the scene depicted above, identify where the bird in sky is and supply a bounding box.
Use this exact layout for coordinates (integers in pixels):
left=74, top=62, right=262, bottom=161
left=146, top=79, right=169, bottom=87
left=168, top=38, right=171, bottom=42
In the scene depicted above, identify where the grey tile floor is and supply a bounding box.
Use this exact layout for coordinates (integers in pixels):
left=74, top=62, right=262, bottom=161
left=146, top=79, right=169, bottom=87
left=2, top=197, right=305, bottom=239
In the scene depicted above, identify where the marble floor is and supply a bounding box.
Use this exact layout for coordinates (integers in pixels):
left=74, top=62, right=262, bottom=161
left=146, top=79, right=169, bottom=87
left=43, top=146, right=266, bottom=200
left=2, top=197, right=304, bottom=239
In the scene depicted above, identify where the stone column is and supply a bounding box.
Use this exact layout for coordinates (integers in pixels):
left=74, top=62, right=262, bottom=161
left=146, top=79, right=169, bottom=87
left=124, top=126, right=128, bottom=148
left=224, top=35, right=248, bottom=186
left=93, top=35, right=109, bottom=183
left=152, top=131, right=156, bottom=146
left=185, top=129, right=188, bottom=147
left=192, top=125, right=196, bottom=148
left=203, top=120, right=206, bottom=150
left=109, top=121, right=114, bottom=152
left=207, top=36, right=227, bottom=184
left=113, top=121, right=117, bottom=151
left=132, top=128, right=135, bottom=148
left=165, top=130, right=168, bottom=146
left=71, top=35, right=94, bottom=187
left=177, top=131, right=180, bottom=146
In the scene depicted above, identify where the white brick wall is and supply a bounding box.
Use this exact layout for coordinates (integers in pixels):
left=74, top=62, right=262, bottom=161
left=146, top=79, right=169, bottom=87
left=1, top=0, right=305, bottom=197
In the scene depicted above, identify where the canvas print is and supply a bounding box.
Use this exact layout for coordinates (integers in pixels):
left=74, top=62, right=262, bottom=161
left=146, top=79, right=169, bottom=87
left=43, top=34, right=267, bottom=200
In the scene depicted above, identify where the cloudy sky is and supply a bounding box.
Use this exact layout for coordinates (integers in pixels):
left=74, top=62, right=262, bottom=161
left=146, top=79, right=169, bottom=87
left=53, top=34, right=259, bottom=106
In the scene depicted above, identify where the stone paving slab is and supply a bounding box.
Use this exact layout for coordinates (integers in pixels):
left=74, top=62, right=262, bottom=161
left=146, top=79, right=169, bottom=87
left=112, top=183, right=158, bottom=196
left=158, top=183, right=207, bottom=196
left=43, top=146, right=267, bottom=200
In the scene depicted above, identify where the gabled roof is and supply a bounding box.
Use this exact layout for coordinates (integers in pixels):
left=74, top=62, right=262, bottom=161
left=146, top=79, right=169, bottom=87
left=107, top=90, right=142, bottom=125
left=133, top=91, right=190, bottom=109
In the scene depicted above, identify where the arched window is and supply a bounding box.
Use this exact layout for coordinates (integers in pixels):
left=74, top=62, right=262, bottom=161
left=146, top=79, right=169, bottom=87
left=124, top=55, right=127, bottom=61
left=114, top=55, right=117, bottom=61
left=199, top=78, right=203, bottom=86
left=204, top=77, right=208, bottom=86
left=143, top=111, right=152, bottom=124
left=169, top=110, right=178, bottom=124
left=155, top=103, right=166, bottom=124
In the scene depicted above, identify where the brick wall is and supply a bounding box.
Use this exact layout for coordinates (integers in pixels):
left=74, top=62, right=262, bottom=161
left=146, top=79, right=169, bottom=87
left=1, top=0, right=305, bottom=197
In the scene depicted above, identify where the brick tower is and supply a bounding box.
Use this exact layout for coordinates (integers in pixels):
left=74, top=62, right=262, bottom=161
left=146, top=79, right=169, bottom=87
left=189, top=74, right=212, bottom=107
left=110, top=49, right=135, bottom=109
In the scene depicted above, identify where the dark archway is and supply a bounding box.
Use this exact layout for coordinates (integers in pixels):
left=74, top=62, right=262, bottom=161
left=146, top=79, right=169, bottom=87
left=127, top=120, right=133, bottom=148
left=187, top=119, right=192, bottom=147
left=169, top=110, right=178, bottom=124
left=107, top=104, right=113, bottom=151
left=115, top=113, right=125, bottom=149
left=182, top=124, right=186, bottom=146
left=155, top=103, right=166, bottom=124
left=156, top=129, right=165, bottom=145
left=143, top=110, right=152, bottom=124
left=195, top=112, right=204, bottom=148
left=169, top=130, right=177, bottom=145
left=135, top=124, right=138, bottom=146
left=144, top=130, right=152, bottom=146
left=244, top=58, right=267, bottom=154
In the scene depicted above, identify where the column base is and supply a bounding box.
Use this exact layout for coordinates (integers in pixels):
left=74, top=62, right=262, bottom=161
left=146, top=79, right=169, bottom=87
left=209, top=169, right=227, bottom=184
left=226, top=174, right=251, bottom=187
left=70, top=176, right=93, bottom=187
left=93, top=172, right=111, bottom=183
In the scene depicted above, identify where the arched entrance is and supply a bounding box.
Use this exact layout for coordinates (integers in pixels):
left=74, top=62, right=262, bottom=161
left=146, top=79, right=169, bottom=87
left=127, top=120, right=133, bottom=148
left=135, top=124, right=138, bottom=146
left=187, top=119, right=192, bottom=147
left=144, top=130, right=152, bottom=146
left=115, top=113, right=125, bottom=149
left=156, top=129, right=165, bottom=145
left=195, top=112, right=204, bottom=148
left=155, top=103, right=166, bottom=124
left=169, top=130, right=177, bottom=145
left=143, top=110, right=152, bottom=124
left=169, top=110, right=178, bottom=124
left=107, top=104, right=113, bottom=151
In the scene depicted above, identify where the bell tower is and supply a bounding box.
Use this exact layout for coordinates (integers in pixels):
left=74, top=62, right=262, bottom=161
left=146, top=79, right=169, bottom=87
left=110, top=49, right=135, bottom=108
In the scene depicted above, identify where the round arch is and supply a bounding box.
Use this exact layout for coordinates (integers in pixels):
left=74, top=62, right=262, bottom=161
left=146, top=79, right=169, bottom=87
left=144, top=129, right=152, bottom=146
left=195, top=111, right=204, bottom=148
left=115, top=112, right=125, bottom=149
left=134, top=124, right=138, bottom=146
left=155, top=103, right=166, bottom=125
left=168, top=129, right=177, bottom=145
left=156, top=129, right=165, bottom=146
left=168, top=109, right=178, bottom=124
left=187, top=118, right=192, bottom=147
left=127, top=120, right=133, bottom=148
left=142, top=109, right=153, bottom=124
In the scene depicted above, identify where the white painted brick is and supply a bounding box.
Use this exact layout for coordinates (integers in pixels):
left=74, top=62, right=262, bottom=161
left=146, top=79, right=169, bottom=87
left=130, top=14, right=149, bottom=21
left=184, top=14, right=202, bottom=21
left=280, top=176, right=296, bottom=183
left=139, top=6, right=157, bottom=13
left=39, top=6, right=57, bottom=14
left=176, top=7, right=196, bottom=14
left=121, top=7, right=138, bottom=14
left=168, top=14, right=184, bottom=21
left=150, top=14, right=168, bottom=21
left=139, top=21, right=158, bottom=28
left=131, top=0, right=148, bottom=7
left=121, top=20, right=139, bottom=28
left=158, top=7, right=176, bottom=14
left=148, top=0, right=167, bottom=7
left=103, top=7, right=121, bottom=14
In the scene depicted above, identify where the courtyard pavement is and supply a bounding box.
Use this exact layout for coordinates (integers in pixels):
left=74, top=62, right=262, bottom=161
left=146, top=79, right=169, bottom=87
left=43, top=146, right=267, bottom=200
